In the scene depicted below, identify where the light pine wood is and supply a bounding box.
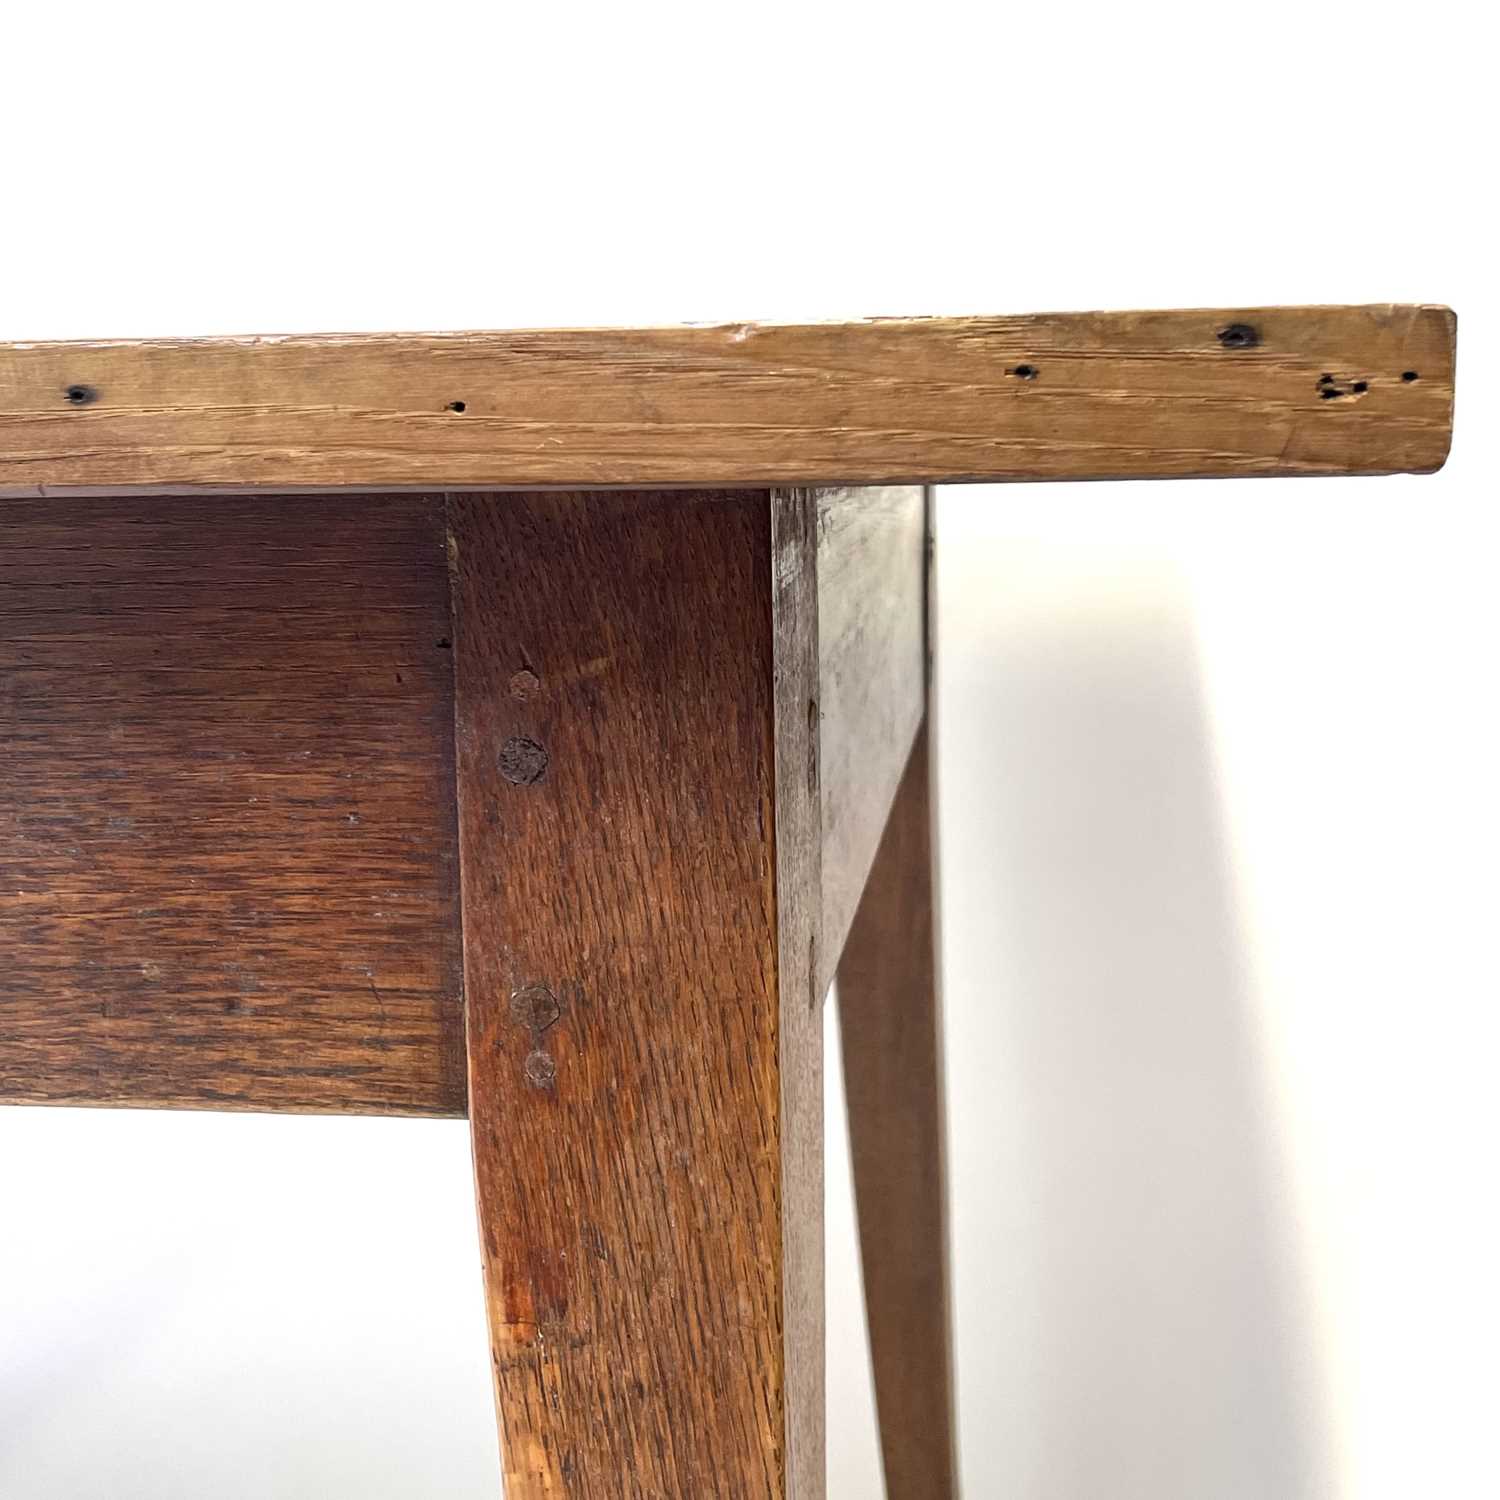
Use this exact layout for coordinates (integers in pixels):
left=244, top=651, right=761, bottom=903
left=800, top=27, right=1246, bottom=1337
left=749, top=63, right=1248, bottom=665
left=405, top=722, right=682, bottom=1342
left=816, top=485, right=927, bottom=990
left=0, top=305, right=1454, bottom=495
left=0, top=493, right=464, bottom=1115
left=837, top=723, right=958, bottom=1500
left=447, top=490, right=824, bottom=1498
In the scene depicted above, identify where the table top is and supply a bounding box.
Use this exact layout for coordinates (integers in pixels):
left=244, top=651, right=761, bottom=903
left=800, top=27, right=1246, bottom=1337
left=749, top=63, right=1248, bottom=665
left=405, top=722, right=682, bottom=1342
left=0, top=304, right=1455, bottom=495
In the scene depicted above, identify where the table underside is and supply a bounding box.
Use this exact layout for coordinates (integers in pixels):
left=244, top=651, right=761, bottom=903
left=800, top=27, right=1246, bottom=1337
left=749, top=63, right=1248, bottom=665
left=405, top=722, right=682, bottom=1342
left=0, top=486, right=924, bottom=1117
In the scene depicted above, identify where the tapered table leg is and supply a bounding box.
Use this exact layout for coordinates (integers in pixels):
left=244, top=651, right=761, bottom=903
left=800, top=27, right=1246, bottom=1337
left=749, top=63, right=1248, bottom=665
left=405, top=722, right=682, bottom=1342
left=838, top=723, right=960, bottom=1499
left=447, top=490, right=824, bottom=1498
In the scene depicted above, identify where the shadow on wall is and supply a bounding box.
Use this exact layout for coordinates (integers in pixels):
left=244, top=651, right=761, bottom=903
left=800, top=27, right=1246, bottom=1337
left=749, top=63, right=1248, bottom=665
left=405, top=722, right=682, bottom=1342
left=936, top=491, right=1332, bottom=1500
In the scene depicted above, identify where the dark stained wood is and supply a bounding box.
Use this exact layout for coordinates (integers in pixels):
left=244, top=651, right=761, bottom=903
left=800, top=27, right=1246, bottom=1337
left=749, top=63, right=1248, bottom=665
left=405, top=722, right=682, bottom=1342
left=837, top=724, right=959, bottom=1500
left=448, top=490, right=824, bottom=1497
left=0, top=494, right=465, bottom=1115
left=816, top=485, right=927, bottom=991
left=0, top=305, right=1455, bottom=494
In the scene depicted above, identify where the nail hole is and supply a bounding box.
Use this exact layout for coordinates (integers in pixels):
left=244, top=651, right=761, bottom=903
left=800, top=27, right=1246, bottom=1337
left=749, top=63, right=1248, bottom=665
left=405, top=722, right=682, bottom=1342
left=64, top=384, right=98, bottom=406
left=1012, top=364, right=1038, bottom=381
left=446, top=400, right=467, bottom=413
left=1217, top=323, right=1260, bottom=350
left=1352, top=381, right=1368, bottom=394
left=1401, top=370, right=1420, bottom=383
left=1320, top=388, right=1341, bottom=400
left=435, top=637, right=451, bottom=650
left=1318, top=374, right=1335, bottom=386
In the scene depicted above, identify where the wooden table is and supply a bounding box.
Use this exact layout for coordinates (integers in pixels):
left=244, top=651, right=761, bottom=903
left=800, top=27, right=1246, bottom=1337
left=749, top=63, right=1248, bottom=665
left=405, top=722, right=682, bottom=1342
left=0, top=305, right=1457, bottom=1498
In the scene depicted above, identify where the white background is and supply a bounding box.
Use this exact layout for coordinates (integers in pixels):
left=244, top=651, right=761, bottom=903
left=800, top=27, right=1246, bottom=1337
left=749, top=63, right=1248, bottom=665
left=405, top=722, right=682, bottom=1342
left=1, top=3, right=1494, bottom=1495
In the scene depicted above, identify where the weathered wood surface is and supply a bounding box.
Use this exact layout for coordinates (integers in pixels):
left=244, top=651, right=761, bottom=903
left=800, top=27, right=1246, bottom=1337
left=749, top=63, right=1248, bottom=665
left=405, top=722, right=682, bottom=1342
left=816, top=484, right=927, bottom=991
left=770, top=487, right=827, bottom=1500
left=0, top=494, right=465, bottom=1114
left=837, top=725, right=959, bottom=1500
left=449, top=490, right=824, bottom=1497
left=0, top=479, right=919, bottom=1121
left=0, top=305, right=1454, bottom=495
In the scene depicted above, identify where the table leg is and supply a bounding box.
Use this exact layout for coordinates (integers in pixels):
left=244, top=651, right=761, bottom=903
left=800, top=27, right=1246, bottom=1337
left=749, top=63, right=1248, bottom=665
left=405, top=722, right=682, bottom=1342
left=838, top=725, right=959, bottom=1496
left=447, top=489, right=824, bottom=1498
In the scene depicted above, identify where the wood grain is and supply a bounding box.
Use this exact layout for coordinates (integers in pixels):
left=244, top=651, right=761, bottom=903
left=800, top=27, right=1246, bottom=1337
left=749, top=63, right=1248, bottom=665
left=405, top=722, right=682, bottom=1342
left=837, top=724, right=958, bottom=1500
left=816, top=485, right=927, bottom=991
left=770, top=487, right=827, bottom=1500
left=0, top=494, right=464, bottom=1115
left=0, top=305, right=1455, bottom=495
left=448, top=490, right=824, bottom=1497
